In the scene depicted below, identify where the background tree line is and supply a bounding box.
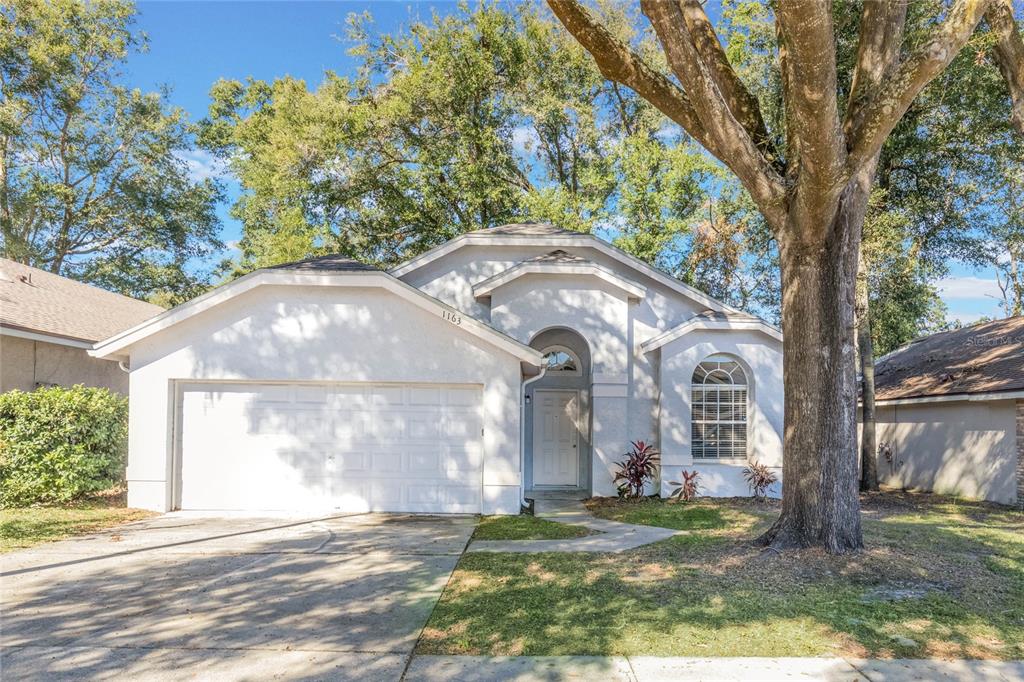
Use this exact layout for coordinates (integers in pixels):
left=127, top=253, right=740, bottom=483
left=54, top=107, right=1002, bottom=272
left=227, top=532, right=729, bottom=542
left=5, top=0, right=1020, bottom=350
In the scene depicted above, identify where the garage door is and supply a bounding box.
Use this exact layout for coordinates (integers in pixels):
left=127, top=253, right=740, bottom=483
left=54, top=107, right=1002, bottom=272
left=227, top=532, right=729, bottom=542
left=178, top=382, right=483, bottom=513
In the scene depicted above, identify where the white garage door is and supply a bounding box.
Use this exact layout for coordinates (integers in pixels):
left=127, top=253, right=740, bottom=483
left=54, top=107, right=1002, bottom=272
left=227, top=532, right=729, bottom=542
left=178, top=382, right=483, bottom=513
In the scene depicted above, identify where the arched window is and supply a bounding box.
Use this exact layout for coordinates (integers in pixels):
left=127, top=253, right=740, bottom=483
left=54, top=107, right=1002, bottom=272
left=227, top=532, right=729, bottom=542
left=541, top=345, right=582, bottom=376
left=692, top=355, right=748, bottom=459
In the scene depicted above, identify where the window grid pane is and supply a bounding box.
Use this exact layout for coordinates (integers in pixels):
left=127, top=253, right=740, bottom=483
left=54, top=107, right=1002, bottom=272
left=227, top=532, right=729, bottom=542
left=691, top=360, right=747, bottom=459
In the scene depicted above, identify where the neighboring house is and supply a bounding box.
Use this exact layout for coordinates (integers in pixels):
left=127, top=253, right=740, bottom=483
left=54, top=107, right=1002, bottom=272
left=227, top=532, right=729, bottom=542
left=90, top=223, right=784, bottom=514
left=870, top=316, right=1024, bottom=507
left=1, top=258, right=163, bottom=394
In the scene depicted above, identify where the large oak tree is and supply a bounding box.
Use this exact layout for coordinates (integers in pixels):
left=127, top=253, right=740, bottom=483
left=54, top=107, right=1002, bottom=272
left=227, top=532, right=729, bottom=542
left=548, top=0, right=1024, bottom=552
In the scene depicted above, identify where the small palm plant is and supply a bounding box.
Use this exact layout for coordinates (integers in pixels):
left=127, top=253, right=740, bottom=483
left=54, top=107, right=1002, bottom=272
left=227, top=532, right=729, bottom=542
left=613, top=440, right=660, bottom=500
left=668, top=469, right=701, bottom=503
left=742, top=461, right=778, bottom=500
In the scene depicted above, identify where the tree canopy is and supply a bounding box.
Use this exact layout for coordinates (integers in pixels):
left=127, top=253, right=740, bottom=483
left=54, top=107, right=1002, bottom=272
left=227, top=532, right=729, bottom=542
left=0, top=0, right=222, bottom=303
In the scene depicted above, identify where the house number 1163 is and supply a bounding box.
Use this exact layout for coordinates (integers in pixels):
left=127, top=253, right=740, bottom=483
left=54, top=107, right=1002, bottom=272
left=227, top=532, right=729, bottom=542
left=442, top=310, right=462, bottom=325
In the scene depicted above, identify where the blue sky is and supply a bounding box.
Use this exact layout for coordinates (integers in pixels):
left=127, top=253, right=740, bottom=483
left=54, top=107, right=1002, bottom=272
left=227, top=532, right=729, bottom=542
left=125, top=1, right=1006, bottom=324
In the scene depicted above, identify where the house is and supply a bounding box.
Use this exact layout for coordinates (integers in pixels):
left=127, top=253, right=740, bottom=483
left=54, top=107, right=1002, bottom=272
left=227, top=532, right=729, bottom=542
left=89, top=223, right=784, bottom=514
left=870, top=316, right=1024, bottom=506
left=1, top=258, right=163, bottom=394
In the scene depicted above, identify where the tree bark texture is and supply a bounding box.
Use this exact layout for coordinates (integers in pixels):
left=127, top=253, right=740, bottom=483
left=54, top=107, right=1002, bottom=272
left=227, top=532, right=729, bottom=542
left=758, top=178, right=871, bottom=553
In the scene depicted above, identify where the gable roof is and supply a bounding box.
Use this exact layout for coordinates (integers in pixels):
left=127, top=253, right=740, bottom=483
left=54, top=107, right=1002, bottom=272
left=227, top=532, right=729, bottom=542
left=641, top=309, right=783, bottom=352
left=389, top=223, right=745, bottom=316
left=874, top=316, right=1024, bottom=401
left=89, top=255, right=545, bottom=367
left=0, top=258, right=164, bottom=344
left=472, top=250, right=646, bottom=301
left=471, top=222, right=580, bottom=237
left=267, top=255, right=379, bottom=272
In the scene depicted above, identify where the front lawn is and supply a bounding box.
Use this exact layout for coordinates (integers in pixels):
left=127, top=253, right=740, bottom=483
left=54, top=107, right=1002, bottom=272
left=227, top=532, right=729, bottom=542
left=473, top=514, right=593, bottom=541
left=0, top=491, right=154, bottom=553
left=420, top=493, right=1023, bottom=660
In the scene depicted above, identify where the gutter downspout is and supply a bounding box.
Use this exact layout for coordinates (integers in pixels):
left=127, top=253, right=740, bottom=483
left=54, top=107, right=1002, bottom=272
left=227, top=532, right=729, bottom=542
left=520, top=366, right=547, bottom=514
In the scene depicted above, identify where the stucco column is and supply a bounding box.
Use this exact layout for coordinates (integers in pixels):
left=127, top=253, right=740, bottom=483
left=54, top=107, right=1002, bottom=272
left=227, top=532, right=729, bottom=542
left=591, top=374, right=630, bottom=496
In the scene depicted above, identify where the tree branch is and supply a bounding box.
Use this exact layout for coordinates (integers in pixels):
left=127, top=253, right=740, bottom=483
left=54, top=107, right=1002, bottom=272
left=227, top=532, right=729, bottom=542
left=845, top=0, right=909, bottom=134
left=675, top=0, right=774, bottom=160
left=546, top=0, right=712, bottom=152
left=985, top=0, right=1024, bottom=136
left=774, top=0, right=847, bottom=196
left=847, top=0, right=993, bottom=174
left=638, top=0, right=786, bottom=227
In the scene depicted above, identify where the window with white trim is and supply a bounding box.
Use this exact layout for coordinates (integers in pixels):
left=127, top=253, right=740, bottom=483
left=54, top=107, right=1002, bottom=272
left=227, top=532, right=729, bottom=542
left=691, top=356, right=748, bottom=459
left=541, top=345, right=582, bottom=375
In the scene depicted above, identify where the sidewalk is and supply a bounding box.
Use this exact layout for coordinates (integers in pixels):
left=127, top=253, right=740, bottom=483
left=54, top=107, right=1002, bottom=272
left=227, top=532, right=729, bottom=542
left=467, top=498, right=677, bottom=553
left=403, top=655, right=1024, bottom=681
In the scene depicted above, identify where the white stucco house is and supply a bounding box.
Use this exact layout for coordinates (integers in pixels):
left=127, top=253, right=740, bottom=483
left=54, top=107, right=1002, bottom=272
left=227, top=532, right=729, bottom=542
left=90, top=223, right=784, bottom=514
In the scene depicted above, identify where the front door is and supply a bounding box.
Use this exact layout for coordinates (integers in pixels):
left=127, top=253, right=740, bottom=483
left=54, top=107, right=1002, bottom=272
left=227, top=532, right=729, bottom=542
left=532, top=390, right=579, bottom=486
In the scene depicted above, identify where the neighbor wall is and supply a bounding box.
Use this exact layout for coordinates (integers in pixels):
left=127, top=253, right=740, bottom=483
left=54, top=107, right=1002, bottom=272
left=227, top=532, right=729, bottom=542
left=873, top=398, right=1018, bottom=505
left=1, top=335, right=127, bottom=393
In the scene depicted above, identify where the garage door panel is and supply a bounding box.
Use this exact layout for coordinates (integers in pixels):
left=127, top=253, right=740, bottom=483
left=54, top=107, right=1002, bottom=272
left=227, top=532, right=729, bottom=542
left=179, top=382, right=483, bottom=512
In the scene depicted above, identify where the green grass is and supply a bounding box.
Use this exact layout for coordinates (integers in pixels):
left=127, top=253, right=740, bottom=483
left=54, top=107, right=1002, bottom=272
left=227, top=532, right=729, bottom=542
left=420, top=494, right=1024, bottom=660
left=0, top=493, right=154, bottom=553
left=586, top=497, right=773, bottom=531
left=473, top=515, right=593, bottom=541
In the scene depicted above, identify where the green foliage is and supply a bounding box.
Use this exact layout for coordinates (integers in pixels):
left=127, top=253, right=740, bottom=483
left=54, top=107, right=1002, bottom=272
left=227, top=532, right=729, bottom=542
left=0, top=0, right=222, bottom=302
left=0, top=386, right=128, bottom=508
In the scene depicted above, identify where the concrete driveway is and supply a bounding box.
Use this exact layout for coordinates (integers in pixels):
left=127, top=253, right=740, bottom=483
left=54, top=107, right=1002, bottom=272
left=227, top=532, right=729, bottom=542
left=0, top=512, right=475, bottom=681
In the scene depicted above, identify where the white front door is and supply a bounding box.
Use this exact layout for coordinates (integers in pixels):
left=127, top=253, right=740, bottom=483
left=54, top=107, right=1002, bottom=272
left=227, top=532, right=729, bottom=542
left=532, top=390, right=579, bottom=486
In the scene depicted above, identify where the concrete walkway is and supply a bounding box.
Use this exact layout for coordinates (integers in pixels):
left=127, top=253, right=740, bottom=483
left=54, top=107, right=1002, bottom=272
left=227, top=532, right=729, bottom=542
left=404, top=655, right=1024, bottom=681
left=467, top=498, right=676, bottom=553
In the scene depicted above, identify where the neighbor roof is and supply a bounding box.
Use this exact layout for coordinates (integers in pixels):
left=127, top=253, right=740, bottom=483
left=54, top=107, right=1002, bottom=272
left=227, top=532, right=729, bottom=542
left=0, top=258, right=164, bottom=344
left=874, top=316, right=1024, bottom=401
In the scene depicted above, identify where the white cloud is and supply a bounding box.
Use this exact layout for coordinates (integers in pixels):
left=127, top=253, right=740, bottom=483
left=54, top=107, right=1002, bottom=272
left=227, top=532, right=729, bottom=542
left=176, top=149, right=228, bottom=182
left=654, top=121, right=682, bottom=142
left=225, top=240, right=241, bottom=253
left=510, top=125, right=537, bottom=154
left=935, top=276, right=1002, bottom=300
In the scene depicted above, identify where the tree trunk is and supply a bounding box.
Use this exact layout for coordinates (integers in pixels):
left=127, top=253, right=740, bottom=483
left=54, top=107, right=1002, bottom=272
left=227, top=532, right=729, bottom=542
left=758, top=182, right=869, bottom=554
left=855, top=265, right=879, bottom=492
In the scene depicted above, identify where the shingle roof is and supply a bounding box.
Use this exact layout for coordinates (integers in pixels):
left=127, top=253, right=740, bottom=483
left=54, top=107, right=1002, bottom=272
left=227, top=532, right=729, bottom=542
left=692, top=309, right=761, bottom=323
left=524, top=250, right=591, bottom=264
left=470, top=223, right=580, bottom=237
left=266, top=255, right=379, bottom=273
left=874, top=316, right=1024, bottom=400
left=0, top=258, right=164, bottom=343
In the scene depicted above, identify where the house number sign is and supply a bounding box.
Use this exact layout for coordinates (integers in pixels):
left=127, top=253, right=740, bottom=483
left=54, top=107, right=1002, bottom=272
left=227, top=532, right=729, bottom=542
left=442, top=309, right=462, bottom=325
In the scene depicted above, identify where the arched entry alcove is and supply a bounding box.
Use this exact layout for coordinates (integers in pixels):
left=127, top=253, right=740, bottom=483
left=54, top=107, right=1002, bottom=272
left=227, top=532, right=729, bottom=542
left=525, top=327, right=592, bottom=494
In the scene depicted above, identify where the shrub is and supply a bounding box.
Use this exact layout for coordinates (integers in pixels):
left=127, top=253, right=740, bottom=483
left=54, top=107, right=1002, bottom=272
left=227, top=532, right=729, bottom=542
left=742, top=461, right=778, bottom=500
left=613, top=440, right=660, bottom=499
left=0, top=385, right=128, bottom=508
left=668, top=469, right=701, bottom=503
